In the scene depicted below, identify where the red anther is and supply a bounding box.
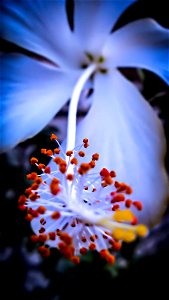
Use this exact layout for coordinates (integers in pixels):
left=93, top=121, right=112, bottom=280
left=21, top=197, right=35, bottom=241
left=38, top=234, right=48, bottom=243
left=44, top=166, right=51, bottom=174
left=71, top=256, right=80, bottom=264
left=31, top=183, right=39, bottom=190
left=30, top=157, right=38, bottom=165
left=29, top=193, right=40, bottom=201
left=81, top=237, right=87, bottom=243
left=38, top=163, right=45, bottom=170
left=104, top=175, right=113, bottom=185
left=51, top=211, right=61, bottom=220
left=60, top=232, right=72, bottom=245
left=133, top=201, right=143, bottom=211
left=18, top=195, right=27, bottom=206
left=92, top=153, right=99, bottom=161
left=70, top=157, right=78, bottom=165
left=112, top=204, right=120, bottom=211
left=37, top=206, right=46, bottom=214
left=89, top=160, right=95, bottom=168
left=46, top=149, right=53, bottom=156
left=83, top=138, right=88, bottom=144
left=18, top=205, right=26, bottom=211
left=53, top=156, right=62, bottom=164
left=109, top=240, right=122, bottom=251
left=89, top=243, right=96, bottom=251
left=50, top=133, right=58, bottom=141
left=30, top=235, right=39, bottom=243
left=54, top=148, right=60, bottom=154
left=100, top=249, right=108, bottom=259
left=78, top=163, right=91, bottom=174
left=100, top=168, right=110, bottom=177
left=84, top=186, right=88, bottom=190
left=25, top=187, right=32, bottom=195
left=125, top=186, right=133, bottom=194
left=28, top=208, right=39, bottom=218
left=125, top=199, right=132, bottom=208
left=59, top=164, right=67, bottom=174
left=40, top=218, right=46, bottom=225
left=110, top=170, right=116, bottom=178
left=48, top=232, right=56, bottom=240
left=66, top=174, right=74, bottom=181
left=131, top=216, right=138, bottom=225
left=106, top=254, right=115, bottom=264
left=111, top=194, right=125, bottom=203
left=66, top=150, right=73, bottom=157
left=35, top=177, right=43, bottom=185
left=78, top=151, right=85, bottom=157
left=84, top=143, right=89, bottom=148
left=50, top=178, right=60, bottom=195
left=101, top=181, right=108, bottom=188
left=41, top=148, right=47, bottom=154
left=80, top=247, right=87, bottom=256
left=26, top=172, right=37, bottom=180
left=114, top=181, right=121, bottom=188
left=25, top=214, right=33, bottom=221
left=39, top=227, right=45, bottom=234
left=90, top=235, right=95, bottom=242
left=92, top=188, right=96, bottom=192
left=38, top=246, right=50, bottom=257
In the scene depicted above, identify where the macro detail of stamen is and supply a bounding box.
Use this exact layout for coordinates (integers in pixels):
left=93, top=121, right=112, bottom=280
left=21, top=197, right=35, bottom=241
left=19, top=135, right=148, bottom=264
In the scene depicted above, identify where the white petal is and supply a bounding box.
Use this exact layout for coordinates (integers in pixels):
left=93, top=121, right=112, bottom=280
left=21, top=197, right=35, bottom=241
left=74, top=0, right=136, bottom=55
left=74, top=70, right=169, bottom=226
left=0, top=0, right=83, bottom=69
left=103, top=19, right=169, bottom=84
left=1, top=54, right=81, bottom=152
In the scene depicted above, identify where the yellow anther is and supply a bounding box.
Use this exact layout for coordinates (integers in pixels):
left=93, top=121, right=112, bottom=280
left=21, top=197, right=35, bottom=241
left=122, top=230, right=136, bottom=243
left=136, top=225, right=148, bottom=237
left=113, top=209, right=134, bottom=222
left=112, top=228, right=125, bottom=240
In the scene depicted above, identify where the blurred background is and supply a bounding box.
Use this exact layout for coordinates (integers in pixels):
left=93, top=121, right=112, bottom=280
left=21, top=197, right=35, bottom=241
left=1, top=1, right=169, bottom=298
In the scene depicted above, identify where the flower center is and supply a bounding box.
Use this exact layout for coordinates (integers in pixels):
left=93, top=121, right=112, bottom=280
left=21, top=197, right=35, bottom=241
left=81, top=51, right=108, bottom=74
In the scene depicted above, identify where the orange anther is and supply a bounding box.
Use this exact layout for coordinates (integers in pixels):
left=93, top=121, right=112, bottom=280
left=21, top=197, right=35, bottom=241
left=83, top=138, right=88, bottom=143
left=54, top=148, right=60, bottom=154
left=71, top=256, right=80, bottom=264
left=44, top=166, right=51, bottom=174
left=80, top=247, right=87, bottom=256
left=110, top=170, right=116, bottom=177
left=89, top=160, right=95, bottom=168
left=53, top=156, right=62, bottom=164
left=70, top=157, right=78, bottom=165
left=66, top=174, right=74, bottom=181
left=41, top=148, right=47, bottom=154
left=66, top=150, right=73, bottom=157
left=125, top=199, right=132, bottom=208
left=30, top=157, right=38, bottom=165
left=46, top=149, right=53, bottom=156
left=89, top=243, right=96, bottom=251
left=50, top=133, right=58, bottom=141
left=51, top=211, right=61, bottom=220
left=133, top=201, right=143, bottom=211
left=92, top=153, right=99, bottom=161
left=38, top=163, right=45, bottom=170
left=26, top=172, right=37, bottom=180
left=18, top=195, right=27, bottom=206
left=78, top=151, right=85, bottom=157
left=37, top=206, right=46, bottom=214
left=100, top=168, right=110, bottom=177
left=48, top=232, right=56, bottom=240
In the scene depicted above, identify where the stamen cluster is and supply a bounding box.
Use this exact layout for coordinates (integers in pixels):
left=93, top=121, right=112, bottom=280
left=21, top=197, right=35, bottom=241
left=18, top=134, right=147, bottom=264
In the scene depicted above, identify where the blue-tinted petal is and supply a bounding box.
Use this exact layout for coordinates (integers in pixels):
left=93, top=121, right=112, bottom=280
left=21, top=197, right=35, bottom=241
left=74, top=0, right=136, bottom=55
left=74, top=70, right=169, bottom=226
left=103, top=19, right=169, bottom=84
left=0, top=54, right=81, bottom=152
left=0, top=0, right=83, bottom=69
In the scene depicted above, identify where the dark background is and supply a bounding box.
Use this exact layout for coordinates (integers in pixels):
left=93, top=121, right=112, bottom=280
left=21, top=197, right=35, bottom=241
left=0, top=1, right=169, bottom=299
